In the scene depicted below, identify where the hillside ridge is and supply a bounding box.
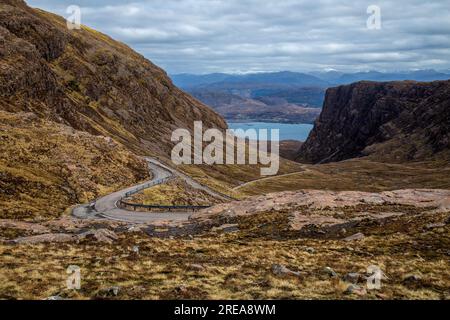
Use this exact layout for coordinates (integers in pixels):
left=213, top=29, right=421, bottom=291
left=0, top=0, right=226, bottom=157
left=297, top=80, right=450, bottom=164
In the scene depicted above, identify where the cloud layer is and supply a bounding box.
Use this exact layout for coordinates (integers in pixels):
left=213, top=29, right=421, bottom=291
left=26, top=0, right=450, bottom=74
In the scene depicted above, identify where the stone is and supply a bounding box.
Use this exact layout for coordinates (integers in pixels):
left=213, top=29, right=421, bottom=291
left=425, top=223, right=446, bottom=230
left=403, top=274, right=422, bottom=283
left=13, top=233, right=76, bottom=244
left=127, top=226, right=142, bottom=233
left=343, top=233, right=365, bottom=241
left=323, top=267, right=338, bottom=278
left=175, top=285, right=188, bottom=294
left=110, top=286, right=120, bottom=296
left=0, top=219, right=50, bottom=234
left=344, top=284, right=367, bottom=296
left=289, top=214, right=346, bottom=231
left=343, top=273, right=362, bottom=284
left=191, top=190, right=450, bottom=225
left=98, top=286, right=120, bottom=297
left=375, top=293, right=390, bottom=300
left=271, top=264, right=301, bottom=278
left=188, top=264, right=205, bottom=271
left=78, top=229, right=118, bottom=244
left=305, top=247, right=316, bottom=254
left=212, top=224, right=239, bottom=233
left=12, top=228, right=119, bottom=244
left=45, top=295, right=66, bottom=300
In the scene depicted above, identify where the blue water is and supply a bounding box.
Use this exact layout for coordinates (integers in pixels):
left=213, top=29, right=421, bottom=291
left=228, top=122, right=314, bottom=141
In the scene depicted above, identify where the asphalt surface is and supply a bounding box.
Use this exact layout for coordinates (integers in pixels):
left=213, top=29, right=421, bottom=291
left=72, top=158, right=226, bottom=224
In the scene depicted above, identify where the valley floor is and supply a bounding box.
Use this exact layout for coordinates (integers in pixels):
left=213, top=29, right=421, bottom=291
left=1, top=141, right=449, bottom=300
left=236, top=158, right=450, bottom=195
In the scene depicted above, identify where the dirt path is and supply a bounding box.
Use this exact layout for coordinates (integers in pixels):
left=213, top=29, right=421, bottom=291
left=233, top=165, right=316, bottom=191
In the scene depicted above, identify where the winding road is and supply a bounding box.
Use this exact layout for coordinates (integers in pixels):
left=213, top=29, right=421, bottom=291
left=72, top=158, right=228, bottom=224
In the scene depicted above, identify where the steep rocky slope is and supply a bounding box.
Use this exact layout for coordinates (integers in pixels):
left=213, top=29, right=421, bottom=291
left=0, top=0, right=226, bottom=156
left=0, top=0, right=226, bottom=219
left=297, top=80, right=450, bottom=163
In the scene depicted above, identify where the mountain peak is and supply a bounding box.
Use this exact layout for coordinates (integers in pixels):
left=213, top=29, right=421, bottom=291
left=0, top=0, right=226, bottom=156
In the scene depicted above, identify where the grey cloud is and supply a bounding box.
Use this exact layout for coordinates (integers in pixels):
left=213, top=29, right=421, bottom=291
left=25, top=0, right=450, bottom=74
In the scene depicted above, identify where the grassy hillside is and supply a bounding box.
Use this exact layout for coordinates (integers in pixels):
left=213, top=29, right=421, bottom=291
left=0, top=111, right=149, bottom=220
left=235, top=157, right=450, bottom=196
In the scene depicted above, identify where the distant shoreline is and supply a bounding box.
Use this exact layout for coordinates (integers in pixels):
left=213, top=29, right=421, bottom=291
left=226, top=119, right=316, bottom=125
left=227, top=121, right=314, bottom=142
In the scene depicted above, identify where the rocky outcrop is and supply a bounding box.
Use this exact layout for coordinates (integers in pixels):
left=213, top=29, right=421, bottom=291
left=0, top=0, right=226, bottom=157
left=193, top=189, right=450, bottom=221
left=188, top=189, right=450, bottom=239
left=297, top=80, right=450, bottom=163
left=11, top=228, right=118, bottom=244
left=0, top=0, right=226, bottom=219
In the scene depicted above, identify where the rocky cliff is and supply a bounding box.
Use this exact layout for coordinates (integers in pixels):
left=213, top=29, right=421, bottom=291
left=297, top=80, right=450, bottom=163
left=0, top=0, right=226, bottom=156
left=0, top=0, right=226, bottom=219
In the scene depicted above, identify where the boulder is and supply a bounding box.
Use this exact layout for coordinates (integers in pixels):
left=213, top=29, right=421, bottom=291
left=78, top=229, right=118, bottom=244
left=344, top=284, right=367, bottom=296
left=323, top=267, right=338, bottom=278
left=97, top=286, right=120, bottom=298
left=272, top=264, right=301, bottom=278
left=0, top=219, right=50, bottom=234
left=343, top=273, right=362, bottom=284
left=188, top=264, right=205, bottom=271
left=343, top=233, right=365, bottom=241
left=402, top=274, right=422, bottom=283
left=212, top=224, right=239, bottom=233
left=13, top=233, right=76, bottom=244
left=305, top=247, right=316, bottom=254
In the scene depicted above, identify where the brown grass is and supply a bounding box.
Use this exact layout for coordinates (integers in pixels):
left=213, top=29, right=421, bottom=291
left=1, top=208, right=448, bottom=300
left=127, top=178, right=222, bottom=206
left=0, top=111, right=149, bottom=221
left=236, top=159, right=450, bottom=196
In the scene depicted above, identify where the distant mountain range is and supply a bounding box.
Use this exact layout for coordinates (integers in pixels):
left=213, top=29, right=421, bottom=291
left=171, top=70, right=450, bottom=124
left=172, top=70, right=450, bottom=89
left=171, top=71, right=329, bottom=89
left=310, top=69, right=450, bottom=85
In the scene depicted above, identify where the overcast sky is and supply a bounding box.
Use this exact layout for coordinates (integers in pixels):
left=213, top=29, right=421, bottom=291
left=26, top=0, right=450, bottom=74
